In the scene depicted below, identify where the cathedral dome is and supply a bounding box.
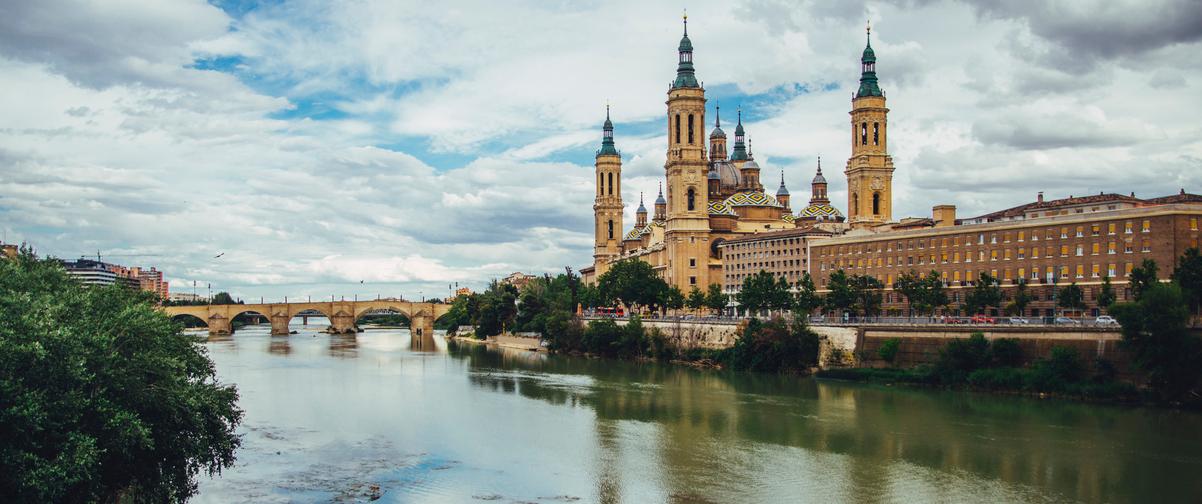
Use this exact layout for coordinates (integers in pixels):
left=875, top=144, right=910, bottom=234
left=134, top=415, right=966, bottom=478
left=798, top=203, right=845, bottom=221
left=724, top=191, right=783, bottom=208
left=713, top=160, right=742, bottom=188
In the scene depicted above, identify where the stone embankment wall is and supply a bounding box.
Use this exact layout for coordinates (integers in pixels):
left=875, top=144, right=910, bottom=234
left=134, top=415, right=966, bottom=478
left=574, top=318, right=1131, bottom=372
left=854, top=326, right=1130, bottom=373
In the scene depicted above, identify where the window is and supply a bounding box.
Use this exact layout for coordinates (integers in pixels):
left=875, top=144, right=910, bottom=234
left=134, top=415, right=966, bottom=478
left=1108, top=264, right=1116, bottom=277
left=1091, top=243, right=1099, bottom=255
left=1108, top=223, right=1116, bottom=235
left=608, top=173, right=614, bottom=195
left=1018, top=247, right=1026, bottom=259
left=1004, top=249, right=1012, bottom=260
left=1092, top=264, right=1100, bottom=278
left=991, top=234, right=998, bottom=244
left=1125, top=241, right=1133, bottom=253
left=1192, top=218, right=1199, bottom=231
left=1018, top=267, right=1026, bottom=279
left=1091, top=224, right=1100, bottom=236
left=1125, top=262, right=1134, bottom=276
left=1004, top=232, right=1011, bottom=243
left=953, top=252, right=961, bottom=263
left=675, top=114, right=681, bottom=144
left=1108, top=241, right=1116, bottom=254
left=1075, top=244, right=1083, bottom=256
left=1061, top=265, right=1070, bottom=278
left=1018, top=231, right=1025, bottom=242
left=873, top=122, right=880, bottom=145
left=872, top=192, right=881, bottom=215
left=1076, top=226, right=1084, bottom=238
left=687, top=188, right=695, bottom=211
left=1032, top=247, right=1040, bottom=259
left=607, top=220, right=614, bottom=240
left=1142, top=220, right=1151, bottom=233
left=1125, top=221, right=1133, bottom=234
left=1061, top=227, right=1068, bottom=239
left=689, top=258, right=696, bottom=268
left=861, top=122, right=868, bottom=145
left=1060, top=245, right=1069, bottom=257
left=689, top=276, right=697, bottom=285
left=1141, top=239, right=1151, bottom=252
left=1076, top=265, right=1084, bottom=278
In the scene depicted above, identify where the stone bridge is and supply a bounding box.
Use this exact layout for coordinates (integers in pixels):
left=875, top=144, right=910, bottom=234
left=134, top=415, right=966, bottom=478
left=163, top=300, right=452, bottom=337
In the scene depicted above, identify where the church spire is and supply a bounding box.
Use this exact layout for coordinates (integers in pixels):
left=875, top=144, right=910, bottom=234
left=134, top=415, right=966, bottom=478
left=776, top=170, right=789, bottom=196
left=597, top=104, right=618, bottom=157
left=672, top=11, right=699, bottom=89
left=856, top=20, right=883, bottom=98
left=730, top=108, right=747, bottom=161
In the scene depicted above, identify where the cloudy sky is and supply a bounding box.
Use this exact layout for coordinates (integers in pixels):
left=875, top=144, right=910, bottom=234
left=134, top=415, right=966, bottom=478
left=2, top=0, right=1200, bottom=300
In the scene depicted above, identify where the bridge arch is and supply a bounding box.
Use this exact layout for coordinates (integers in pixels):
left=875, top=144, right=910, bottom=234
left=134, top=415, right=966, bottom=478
left=170, top=313, right=208, bottom=329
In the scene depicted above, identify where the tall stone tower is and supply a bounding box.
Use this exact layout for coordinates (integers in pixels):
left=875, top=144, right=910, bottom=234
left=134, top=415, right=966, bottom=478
left=709, top=105, right=727, bottom=162
left=664, top=14, right=710, bottom=289
left=845, top=23, right=895, bottom=228
left=593, top=106, right=623, bottom=276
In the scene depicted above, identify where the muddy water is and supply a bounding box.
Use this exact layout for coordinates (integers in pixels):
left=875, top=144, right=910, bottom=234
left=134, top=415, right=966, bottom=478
left=195, top=324, right=1202, bottom=503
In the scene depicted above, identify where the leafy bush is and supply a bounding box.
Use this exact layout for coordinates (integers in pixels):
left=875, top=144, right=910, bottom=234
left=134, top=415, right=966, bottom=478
left=817, top=366, right=936, bottom=385
left=990, top=338, right=1024, bottom=368
left=934, top=332, right=991, bottom=384
left=1025, top=346, right=1084, bottom=392
left=877, top=338, right=901, bottom=365
left=719, top=317, right=821, bottom=373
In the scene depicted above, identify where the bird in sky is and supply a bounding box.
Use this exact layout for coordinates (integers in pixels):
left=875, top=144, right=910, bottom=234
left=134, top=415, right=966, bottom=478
left=214, top=252, right=225, bottom=258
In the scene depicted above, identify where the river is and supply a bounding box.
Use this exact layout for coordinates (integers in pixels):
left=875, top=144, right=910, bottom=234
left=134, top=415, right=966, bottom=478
left=195, top=323, right=1202, bottom=503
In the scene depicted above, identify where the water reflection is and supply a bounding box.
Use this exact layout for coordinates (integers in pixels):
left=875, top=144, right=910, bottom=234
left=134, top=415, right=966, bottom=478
left=198, top=329, right=1202, bottom=503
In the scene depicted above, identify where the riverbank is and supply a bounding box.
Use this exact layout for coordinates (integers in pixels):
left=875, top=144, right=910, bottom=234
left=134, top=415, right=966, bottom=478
left=448, top=333, right=545, bottom=353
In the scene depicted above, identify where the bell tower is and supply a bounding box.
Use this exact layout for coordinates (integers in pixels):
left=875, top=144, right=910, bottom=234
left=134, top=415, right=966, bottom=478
left=845, top=22, right=895, bottom=228
left=664, top=13, right=710, bottom=289
left=593, top=105, right=623, bottom=274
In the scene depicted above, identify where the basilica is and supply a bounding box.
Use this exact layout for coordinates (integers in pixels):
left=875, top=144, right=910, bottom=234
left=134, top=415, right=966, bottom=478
left=581, top=17, right=891, bottom=289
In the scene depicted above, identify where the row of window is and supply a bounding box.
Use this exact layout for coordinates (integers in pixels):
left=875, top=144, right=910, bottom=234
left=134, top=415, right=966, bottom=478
left=818, top=262, right=1140, bottom=289
left=819, top=239, right=1158, bottom=271
left=815, top=219, right=1171, bottom=257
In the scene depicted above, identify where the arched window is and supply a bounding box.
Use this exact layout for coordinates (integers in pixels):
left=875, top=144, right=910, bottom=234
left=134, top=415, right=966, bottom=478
left=675, top=114, right=681, bottom=144
left=873, top=192, right=881, bottom=215
left=687, top=188, right=695, bottom=211
left=873, top=122, right=879, bottom=145
left=688, top=114, right=695, bottom=144
left=607, top=220, right=614, bottom=240
left=861, top=122, right=868, bottom=145
left=852, top=193, right=859, bottom=215
left=608, top=173, right=613, bottom=195
left=598, top=173, right=603, bottom=195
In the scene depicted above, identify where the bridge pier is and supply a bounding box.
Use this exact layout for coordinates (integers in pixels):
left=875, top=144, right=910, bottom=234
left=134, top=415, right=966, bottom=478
left=329, top=309, right=358, bottom=334
left=270, top=314, right=291, bottom=336
left=208, top=315, right=232, bottom=336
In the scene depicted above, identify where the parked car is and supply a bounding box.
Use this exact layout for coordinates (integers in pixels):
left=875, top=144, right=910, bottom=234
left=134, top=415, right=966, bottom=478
left=1008, top=317, right=1029, bottom=324
left=1054, top=316, right=1081, bottom=325
left=1094, top=315, right=1119, bottom=325
left=970, top=314, right=997, bottom=324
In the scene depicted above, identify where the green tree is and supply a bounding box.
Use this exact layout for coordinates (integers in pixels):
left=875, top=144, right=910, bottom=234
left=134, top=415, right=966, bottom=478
left=0, top=253, right=242, bottom=502
left=1172, top=247, right=1202, bottom=313
left=849, top=274, right=884, bottom=318
left=893, top=270, right=922, bottom=316
left=793, top=272, right=822, bottom=316
left=662, top=286, right=685, bottom=316
left=597, top=260, right=668, bottom=313
left=965, top=273, right=1003, bottom=315
left=1057, top=282, right=1086, bottom=314
left=737, top=270, right=787, bottom=315
left=824, top=269, right=856, bottom=318
left=1096, top=275, right=1116, bottom=312
left=1007, top=280, right=1033, bottom=316
left=1110, top=282, right=1202, bottom=402
left=686, top=286, right=706, bottom=312
left=703, top=283, right=728, bottom=315
left=1129, top=258, right=1159, bottom=301
left=211, top=291, right=238, bottom=305
left=476, top=280, right=519, bottom=337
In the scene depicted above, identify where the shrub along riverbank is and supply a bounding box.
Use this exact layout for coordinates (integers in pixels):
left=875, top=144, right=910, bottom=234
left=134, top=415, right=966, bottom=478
left=816, top=332, right=1140, bottom=402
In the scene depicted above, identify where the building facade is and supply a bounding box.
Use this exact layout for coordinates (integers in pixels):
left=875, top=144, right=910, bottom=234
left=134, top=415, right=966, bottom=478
left=809, top=199, right=1202, bottom=317
left=582, top=16, right=866, bottom=291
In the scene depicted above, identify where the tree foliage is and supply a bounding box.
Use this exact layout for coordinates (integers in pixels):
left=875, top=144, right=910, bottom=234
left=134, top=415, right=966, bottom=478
left=0, top=253, right=242, bottom=502
left=824, top=269, right=856, bottom=316
left=720, top=317, right=821, bottom=373
left=1172, top=247, right=1202, bottom=312
left=849, top=274, right=884, bottom=317
left=1007, top=280, right=1034, bottom=316
left=965, top=272, right=1003, bottom=315
left=597, top=260, right=668, bottom=312
left=703, top=283, right=727, bottom=315
left=736, top=270, right=790, bottom=315
left=793, top=272, right=822, bottom=316
left=1129, top=258, right=1159, bottom=301
left=895, top=270, right=947, bottom=316
left=1096, top=276, right=1116, bottom=312
left=1057, top=282, right=1086, bottom=313
left=1111, top=282, right=1202, bottom=402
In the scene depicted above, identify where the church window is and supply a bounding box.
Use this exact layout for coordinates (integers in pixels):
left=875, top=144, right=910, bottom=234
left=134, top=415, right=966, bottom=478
left=688, top=114, right=695, bottom=144
left=861, top=122, right=868, bottom=145
left=607, top=220, right=614, bottom=240
left=608, top=173, right=613, bottom=195
left=852, top=193, right=859, bottom=215
left=675, top=114, right=681, bottom=144
left=872, top=192, right=881, bottom=215
left=873, top=122, right=879, bottom=145
left=687, top=188, right=695, bottom=211
left=598, top=173, right=603, bottom=195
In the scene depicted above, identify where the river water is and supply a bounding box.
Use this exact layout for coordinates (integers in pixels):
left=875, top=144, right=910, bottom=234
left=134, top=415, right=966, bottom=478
left=195, top=323, right=1202, bottom=503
